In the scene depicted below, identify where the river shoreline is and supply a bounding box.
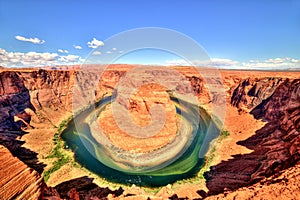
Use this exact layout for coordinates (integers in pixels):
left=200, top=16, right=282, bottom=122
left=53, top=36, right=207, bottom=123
left=40, top=93, right=223, bottom=189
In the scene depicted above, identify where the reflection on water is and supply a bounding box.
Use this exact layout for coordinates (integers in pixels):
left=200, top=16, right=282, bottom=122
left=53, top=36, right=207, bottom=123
left=61, top=95, right=220, bottom=186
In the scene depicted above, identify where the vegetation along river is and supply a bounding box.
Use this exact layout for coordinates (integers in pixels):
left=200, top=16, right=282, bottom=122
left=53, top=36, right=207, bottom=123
left=61, top=94, right=220, bottom=186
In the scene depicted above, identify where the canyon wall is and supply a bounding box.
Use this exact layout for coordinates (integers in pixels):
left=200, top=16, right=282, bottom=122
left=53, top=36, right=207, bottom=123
left=204, top=77, right=300, bottom=196
left=0, top=71, right=33, bottom=131
left=205, top=162, right=300, bottom=200
left=0, top=68, right=299, bottom=199
left=0, top=69, right=78, bottom=199
left=0, top=71, right=46, bottom=174
left=0, top=68, right=128, bottom=199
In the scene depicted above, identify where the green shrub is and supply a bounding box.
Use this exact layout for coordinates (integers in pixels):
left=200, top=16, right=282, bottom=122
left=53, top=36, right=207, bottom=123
left=221, top=129, right=230, bottom=137
left=43, top=117, right=72, bottom=182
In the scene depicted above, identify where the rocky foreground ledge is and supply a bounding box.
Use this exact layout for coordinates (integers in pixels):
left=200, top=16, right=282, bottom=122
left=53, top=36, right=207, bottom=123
left=0, top=67, right=299, bottom=199
left=0, top=145, right=44, bottom=200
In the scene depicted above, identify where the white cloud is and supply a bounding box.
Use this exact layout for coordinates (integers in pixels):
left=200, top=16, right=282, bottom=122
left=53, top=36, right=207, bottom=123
left=209, top=58, right=239, bottom=67
left=0, top=48, right=83, bottom=67
left=106, top=51, right=112, bottom=54
left=73, top=45, right=82, bottom=49
left=265, top=58, right=285, bottom=63
left=165, top=58, right=238, bottom=67
left=112, top=47, right=117, bottom=51
left=79, top=58, right=85, bottom=63
left=92, top=51, right=102, bottom=55
left=15, top=35, right=45, bottom=44
left=58, top=49, right=69, bottom=53
left=291, top=59, right=299, bottom=63
left=165, top=57, right=300, bottom=70
left=58, top=54, right=80, bottom=63
left=165, top=59, right=191, bottom=66
left=0, top=48, right=58, bottom=67
left=1, top=46, right=298, bottom=70
left=87, top=38, right=104, bottom=49
left=240, top=57, right=300, bottom=69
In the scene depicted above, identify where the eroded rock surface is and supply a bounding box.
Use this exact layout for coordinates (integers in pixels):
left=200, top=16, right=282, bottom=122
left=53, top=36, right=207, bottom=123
left=0, top=71, right=34, bottom=131
left=205, top=163, right=300, bottom=200
left=98, top=83, right=178, bottom=153
left=205, top=78, right=300, bottom=195
left=230, top=77, right=283, bottom=111
left=0, top=145, right=44, bottom=200
left=43, top=176, right=124, bottom=200
left=0, top=71, right=45, bottom=173
left=0, top=67, right=299, bottom=199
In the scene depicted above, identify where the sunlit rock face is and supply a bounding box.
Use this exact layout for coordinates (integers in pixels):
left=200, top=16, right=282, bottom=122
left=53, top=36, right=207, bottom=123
left=61, top=66, right=220, bottom=185
left=0, top=145, right=44, bottom=200
left=1, top=66, right=299, bottom=199
left=62, top=92, right=216, bottom=185
left=98, top=83, right=178, bottom=153
left=205, top=78, right=300, bottom=195
left=205, top=163, right=300, bottom=200
left=0, top=71, right=33, bottom=131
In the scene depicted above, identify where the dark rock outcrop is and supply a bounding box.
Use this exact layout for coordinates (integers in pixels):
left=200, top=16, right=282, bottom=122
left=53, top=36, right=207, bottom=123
left=205, top=78, right=300, bottom=195
left=230, top=77, right=283, bottom=111
left=0, top=71, right=45, bottom=173
left=0, top=68, right=299, bottom=199
left=43, top=176, right=124, bottom=200
left=205, top=163, right=300, bottom=200
left=0, top=71, right=35, bottom=131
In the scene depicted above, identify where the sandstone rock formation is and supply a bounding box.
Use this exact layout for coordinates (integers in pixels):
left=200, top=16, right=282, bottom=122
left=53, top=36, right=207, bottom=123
left=0, top=67, right=299, bottom=200
left=230, top=77, right=283, bottom=111
left=0, top=71, right=34, bottom=131
left=20, top=69, right=76, bottom=126
left=0, top=71, right=45, bottom=173
left=205, top=163, right=300, bottom=200
left=43, top=176, right=124, bottom=200
left=0, top=145, right=44, bottom=200
left=98, top=83, right=178, bottom=153
left=204, top=77, right=300, bottom=195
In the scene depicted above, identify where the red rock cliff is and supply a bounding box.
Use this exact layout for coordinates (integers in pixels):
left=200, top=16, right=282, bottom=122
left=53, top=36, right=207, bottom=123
left=204, top=77, right=300, bottom=196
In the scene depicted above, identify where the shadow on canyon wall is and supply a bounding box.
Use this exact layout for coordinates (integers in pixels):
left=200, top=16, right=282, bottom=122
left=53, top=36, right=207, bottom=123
left=204, top=79, right=300, bottom=196
left=43, top=176, right=124, bottom=199
left=1, top=69, right=299, bottom=199
left=0, top=71, right=46, bottom=173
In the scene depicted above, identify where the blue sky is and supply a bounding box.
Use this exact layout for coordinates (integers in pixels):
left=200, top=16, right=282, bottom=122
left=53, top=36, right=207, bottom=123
left=0, top=0, right=299, bottom=69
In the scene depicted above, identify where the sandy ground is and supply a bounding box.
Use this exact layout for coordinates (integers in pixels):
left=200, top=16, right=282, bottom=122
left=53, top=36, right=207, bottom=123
left=212, top=105, right=266, bottom=166
left=17, top=103, right=268, bottom=199
left=169, top=105, right=267, bottom=199
left=17, top=68, right=299, bottom=198
left=20, top=111, right=75, bottom=185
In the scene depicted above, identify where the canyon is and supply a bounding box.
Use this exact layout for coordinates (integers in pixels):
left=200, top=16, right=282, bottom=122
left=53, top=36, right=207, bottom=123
left=0, top=66, right=299, bottom=199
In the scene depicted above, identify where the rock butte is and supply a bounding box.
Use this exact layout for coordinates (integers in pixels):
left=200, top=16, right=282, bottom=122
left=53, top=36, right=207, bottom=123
left=0, top=65, right=299, bottom=199
left=98, top=84, right=178, bottom=153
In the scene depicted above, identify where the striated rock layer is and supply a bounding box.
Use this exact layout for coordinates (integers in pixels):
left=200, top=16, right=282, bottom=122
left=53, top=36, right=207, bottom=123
left=0, top=67, right=299, bottom=199
left=205, top=163, right=300, bottom=200
left=0, top=71, right=34, bottom=131
left=0, top=145, right=44, bottom=200
left=205, top=77, right=300, bottom=195
left=98, top=83, right=178, bottom=153
left=0, top=71, right=46, bottom=173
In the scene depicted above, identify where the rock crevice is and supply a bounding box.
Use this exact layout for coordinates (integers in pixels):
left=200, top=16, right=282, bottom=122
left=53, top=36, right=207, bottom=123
left=205, top=78, right=300, bottom=195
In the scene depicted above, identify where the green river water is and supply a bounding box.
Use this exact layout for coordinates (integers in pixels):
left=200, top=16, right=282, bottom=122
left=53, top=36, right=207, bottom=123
left=61, top=95, right=220, bottom=187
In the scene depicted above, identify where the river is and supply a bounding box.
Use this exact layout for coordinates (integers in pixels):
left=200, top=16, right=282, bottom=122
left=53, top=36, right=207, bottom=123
left=61, top=95, right=220, bottom=187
